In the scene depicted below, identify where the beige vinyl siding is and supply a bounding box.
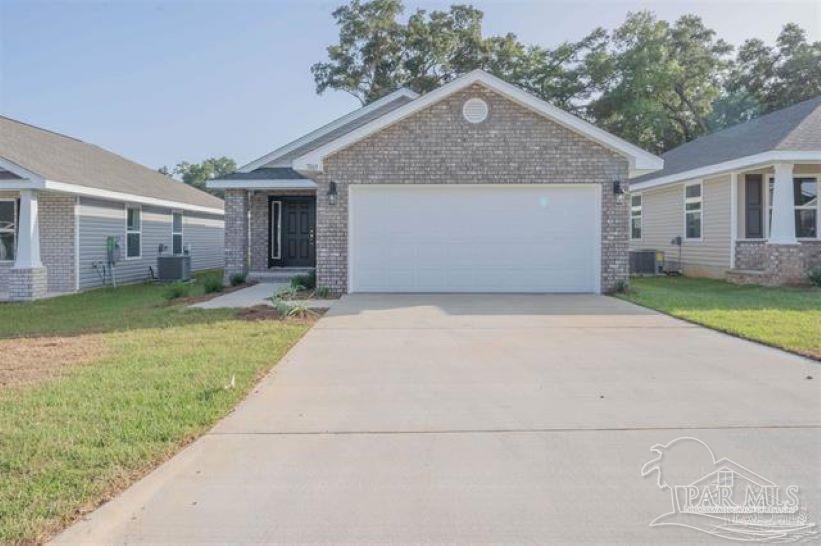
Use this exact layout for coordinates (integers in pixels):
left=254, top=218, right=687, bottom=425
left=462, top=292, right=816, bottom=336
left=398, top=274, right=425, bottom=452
left=630, top=174, right=732, bottom=277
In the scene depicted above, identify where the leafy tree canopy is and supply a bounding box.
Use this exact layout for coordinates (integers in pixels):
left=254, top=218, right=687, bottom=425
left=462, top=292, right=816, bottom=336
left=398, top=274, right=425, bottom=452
left=313, top=1, right=820, bottom=153
left=159, top=157, right=236, bottom=197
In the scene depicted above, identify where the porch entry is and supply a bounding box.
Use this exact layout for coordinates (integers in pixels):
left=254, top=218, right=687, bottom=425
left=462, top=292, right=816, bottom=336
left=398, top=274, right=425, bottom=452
left=268, top=196, right=316, bottom=267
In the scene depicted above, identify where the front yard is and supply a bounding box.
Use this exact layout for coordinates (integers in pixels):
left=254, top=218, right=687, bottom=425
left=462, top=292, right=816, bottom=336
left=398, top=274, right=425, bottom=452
left=617, top=276, right=821, bottom=359
left=0, top=272, right=312, bottom=543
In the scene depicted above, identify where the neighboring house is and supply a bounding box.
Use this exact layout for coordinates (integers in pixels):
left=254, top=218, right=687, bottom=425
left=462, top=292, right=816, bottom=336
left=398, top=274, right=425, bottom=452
left=630, top=97, right=821, bottom=285
left=209, top=69, right=662, bottom=294
left=0, top=116, right=225, bottom=301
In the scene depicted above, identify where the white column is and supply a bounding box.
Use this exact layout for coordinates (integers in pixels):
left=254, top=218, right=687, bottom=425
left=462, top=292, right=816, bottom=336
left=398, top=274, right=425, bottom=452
left=13, top=189, right=43, bottom=268
left=768, top=162, right=796, bottom=244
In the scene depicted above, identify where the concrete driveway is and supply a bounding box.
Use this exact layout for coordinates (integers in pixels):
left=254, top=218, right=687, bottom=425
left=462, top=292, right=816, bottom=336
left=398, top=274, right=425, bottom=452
left=56, top=294, right=820, bottom=544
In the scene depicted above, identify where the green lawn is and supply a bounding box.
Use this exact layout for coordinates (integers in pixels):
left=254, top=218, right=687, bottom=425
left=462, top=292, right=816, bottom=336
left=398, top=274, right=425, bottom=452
left=616, top=276, right=821, bottom=359
left=0, top=272, right=311, bottom=543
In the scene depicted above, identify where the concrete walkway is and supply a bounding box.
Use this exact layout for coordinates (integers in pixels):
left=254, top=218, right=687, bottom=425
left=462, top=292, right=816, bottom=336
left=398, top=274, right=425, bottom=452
left=191, top=282, right=337, bottom=310
left=56, top=294, right=820, bottom=544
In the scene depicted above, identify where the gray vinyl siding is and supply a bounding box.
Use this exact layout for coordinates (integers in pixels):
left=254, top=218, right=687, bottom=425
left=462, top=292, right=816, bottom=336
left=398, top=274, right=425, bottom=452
left=630, top=174, right=732, bottom=277
left=182, top=212, right=224, bottom=271
left=78, top=197, right=224, bottom=290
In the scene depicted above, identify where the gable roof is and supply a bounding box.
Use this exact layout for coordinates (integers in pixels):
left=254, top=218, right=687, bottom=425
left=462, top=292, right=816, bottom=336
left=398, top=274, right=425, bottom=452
left=292, top=69, right=663, bottom=177
left=632, top=96, right=821, bottom=190
left=238, top=87, right=419, bottom=173
left=0, top=116, right=224, bottom=214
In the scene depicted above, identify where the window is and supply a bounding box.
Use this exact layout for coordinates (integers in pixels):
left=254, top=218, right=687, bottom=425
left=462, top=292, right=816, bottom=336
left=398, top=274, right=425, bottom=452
left=0, top=199, right=16, bottom=261
left=172, top=212, right=183, bottom=255
left=768, top=177, right=817, bottom=238
left=630, top=194, right=642, bottom=240
left=684, top=182, right=702, bottom=240
left=126, top=206, right=141, bottom=258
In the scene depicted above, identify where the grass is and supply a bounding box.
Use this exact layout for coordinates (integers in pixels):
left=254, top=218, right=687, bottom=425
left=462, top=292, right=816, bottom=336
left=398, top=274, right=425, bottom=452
left=0, top=271, right=312, bottom=543
left=616, top=276, right=821, bottom=359
left=0, top=270, right=234, bottom=338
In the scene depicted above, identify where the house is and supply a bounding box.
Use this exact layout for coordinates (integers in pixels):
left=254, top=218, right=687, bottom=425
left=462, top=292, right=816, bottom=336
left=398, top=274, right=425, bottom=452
left=629, top=97, right=821, bottom=285
left=208, top=69, right=663, bottom=294
left=0, top=116, right=225, bottom=301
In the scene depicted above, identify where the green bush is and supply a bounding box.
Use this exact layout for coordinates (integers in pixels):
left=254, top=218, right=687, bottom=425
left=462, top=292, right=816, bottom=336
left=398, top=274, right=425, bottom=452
left=164, top=282, right=190, bottom=300
left=274, top=286, right=297, bottom=301
left=229, top=272, right=247, bottom=286
left=290, top=270, right=316, bottom=290
left=315, top=285, right=330, bottom=299
left=274, top=299, right=293, bottom=316
left=808, top=267, right=821, bottom=287
left=203, top=276, right=224, bottom=294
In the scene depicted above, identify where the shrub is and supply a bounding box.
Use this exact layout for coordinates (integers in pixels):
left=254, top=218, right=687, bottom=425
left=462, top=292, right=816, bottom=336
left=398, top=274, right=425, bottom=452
left=613, top=279, right=630, bottom=294
left=274, top=299, right=293, bottom=316
left=315, top=285, right=330, bottom=299
left=290, top=270, right=316, bottom=290
left=275, top=286, right=298, bottom=301
left=203, top=276, right=224, bottom=294
left=164, top=282, right=190, bottom=300
left=229, top=272, right=247, bottom=287
left=808, top=267, right=821, bottom=287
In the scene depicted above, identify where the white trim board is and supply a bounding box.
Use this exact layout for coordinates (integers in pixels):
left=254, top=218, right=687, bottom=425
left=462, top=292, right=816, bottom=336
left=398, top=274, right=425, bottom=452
left=0, top=178, right=224, bottom=215
left=631, top=150, right=821, bottom=191
left=293, top=70, right=663, bottom=177
left=239, top=88, right=419, bottom=172
left=206, top=179, right=317, bottom=190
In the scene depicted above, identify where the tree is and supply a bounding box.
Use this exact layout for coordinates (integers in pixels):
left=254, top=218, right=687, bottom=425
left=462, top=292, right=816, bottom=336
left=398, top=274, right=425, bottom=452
left=172, top=157, right=236, bottom=196
left=727, top=23, right=821, bottom=118
left=587, top=12, right=731, bottom=154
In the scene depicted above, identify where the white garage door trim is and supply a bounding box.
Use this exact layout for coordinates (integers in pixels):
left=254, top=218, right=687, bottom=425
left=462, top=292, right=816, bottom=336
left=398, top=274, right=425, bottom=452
left=348, top=184, right=602, bottom=294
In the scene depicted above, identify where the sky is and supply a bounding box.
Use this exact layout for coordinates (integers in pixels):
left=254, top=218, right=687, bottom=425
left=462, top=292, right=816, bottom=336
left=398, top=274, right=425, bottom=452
left=1, top=0, right=818, bottom=172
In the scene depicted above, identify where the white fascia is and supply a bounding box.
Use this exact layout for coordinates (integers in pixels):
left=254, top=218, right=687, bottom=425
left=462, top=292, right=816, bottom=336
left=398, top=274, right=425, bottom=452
left=206, top=179, right=318, bottom=190
left=0, top=156, right=44, bottom=183
left=292, top=69, right=663, bottom=177
left=631, top=150, right=821, bottom=191
left=238, top=87, right=420, bottom=173
left=0, top=178, right=224, bottom=215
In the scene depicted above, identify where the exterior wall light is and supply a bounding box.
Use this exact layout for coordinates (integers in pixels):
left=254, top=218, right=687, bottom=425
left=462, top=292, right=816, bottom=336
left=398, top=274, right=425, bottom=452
left=327, top=180, right=338, bottom=205
left=613, top=180, right=626, bottom=203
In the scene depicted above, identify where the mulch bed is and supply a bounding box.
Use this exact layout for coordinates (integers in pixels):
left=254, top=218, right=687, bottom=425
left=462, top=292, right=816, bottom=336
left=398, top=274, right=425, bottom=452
left=236, top=305, right=326, bottom=323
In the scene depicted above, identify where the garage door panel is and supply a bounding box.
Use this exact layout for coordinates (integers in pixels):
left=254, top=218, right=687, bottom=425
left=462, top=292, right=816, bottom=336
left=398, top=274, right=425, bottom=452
left=350, top=185, right=599, bottom=293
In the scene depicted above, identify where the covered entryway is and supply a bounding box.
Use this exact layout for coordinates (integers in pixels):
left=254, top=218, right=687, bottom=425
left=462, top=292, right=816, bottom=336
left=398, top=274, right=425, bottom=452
left=348, top=184, right=601, bottom=293
left=268, top=196, right=316, bottom=268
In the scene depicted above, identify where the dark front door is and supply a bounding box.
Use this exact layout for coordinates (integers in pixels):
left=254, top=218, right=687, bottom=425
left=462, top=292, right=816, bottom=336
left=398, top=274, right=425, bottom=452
left=745, top=174, right=764, bottom=238
left=269, top=197, right=315, bottom=267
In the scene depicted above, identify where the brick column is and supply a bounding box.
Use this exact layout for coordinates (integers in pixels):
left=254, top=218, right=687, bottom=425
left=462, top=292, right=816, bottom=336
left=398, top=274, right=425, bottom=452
left=10, top=189, right=47, bottom=301
left=223, top=189, right=249, bottom=284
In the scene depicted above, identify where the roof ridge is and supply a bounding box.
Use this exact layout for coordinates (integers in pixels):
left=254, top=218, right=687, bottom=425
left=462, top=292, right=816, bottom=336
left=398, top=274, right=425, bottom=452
left=0, top=114, right=86, bottom=143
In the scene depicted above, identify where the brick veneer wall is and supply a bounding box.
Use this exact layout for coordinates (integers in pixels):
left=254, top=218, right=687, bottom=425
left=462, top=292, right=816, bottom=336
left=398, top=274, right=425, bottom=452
left=735, top=240, right=767, bottom=270
left=313, top=84, right=630, bottom=294
left=39, top=193, right=76, bottom=292
left=730, top=240, right=821, bottom=285
left=223, top=189, right=249, bottom=283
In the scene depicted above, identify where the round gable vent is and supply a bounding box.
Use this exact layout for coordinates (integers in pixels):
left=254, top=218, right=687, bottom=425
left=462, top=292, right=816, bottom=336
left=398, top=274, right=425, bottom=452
left=462, top=98, right=489, bottom=124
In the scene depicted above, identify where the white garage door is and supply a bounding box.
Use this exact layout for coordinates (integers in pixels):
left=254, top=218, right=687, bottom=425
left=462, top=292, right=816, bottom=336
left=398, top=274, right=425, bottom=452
left=349, top=184, right=600, bottom=293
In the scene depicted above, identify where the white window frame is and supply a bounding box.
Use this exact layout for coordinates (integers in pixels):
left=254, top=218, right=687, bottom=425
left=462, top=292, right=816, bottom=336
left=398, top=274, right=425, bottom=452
left=630, top=193, right=642, bottom=240
left=270, top=200, right=282, bottom=260
left=683, top=181, right=703, bottom=242
left=768, top=175, right=819, bottom=240
left=0, top=198, right=17, bottom=262
left=125, top=204, right=142, bottom=259
left=171, top=210, right=184, bottom=255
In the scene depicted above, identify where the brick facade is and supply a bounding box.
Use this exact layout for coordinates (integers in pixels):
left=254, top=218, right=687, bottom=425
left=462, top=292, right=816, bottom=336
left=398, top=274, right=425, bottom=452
left=223, top=189, right=249, bottom=284
left=729, top=240, right=821, bottom=285
left=39, top=193, right=76, bottom=292
left=314, top=84, right=629, bottom=294
left=8, top=266, right=47, bottom=301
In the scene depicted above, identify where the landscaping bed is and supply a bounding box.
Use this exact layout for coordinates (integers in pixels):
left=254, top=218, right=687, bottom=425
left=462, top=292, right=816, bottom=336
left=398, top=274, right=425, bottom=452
left=616, top=276, right=821, bottom=360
